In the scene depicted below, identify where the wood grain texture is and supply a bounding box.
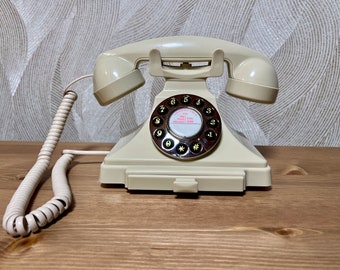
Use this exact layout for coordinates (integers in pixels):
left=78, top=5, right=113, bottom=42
left=0, top=142, right=339, bottom=269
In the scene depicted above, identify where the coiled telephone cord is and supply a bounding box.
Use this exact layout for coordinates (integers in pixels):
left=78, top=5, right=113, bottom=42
left=2, top=90, right=77, bottom=237
left=3, top=75, right=109, bottom=237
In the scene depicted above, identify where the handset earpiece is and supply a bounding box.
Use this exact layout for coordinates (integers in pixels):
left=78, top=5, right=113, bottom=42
left=93, top=53, right=145, bottom=106
left=226, top=57, right=279, bottom=104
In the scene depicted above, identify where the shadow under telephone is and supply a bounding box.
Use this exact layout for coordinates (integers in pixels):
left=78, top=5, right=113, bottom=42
left=3, top=36, right=279, bottom=237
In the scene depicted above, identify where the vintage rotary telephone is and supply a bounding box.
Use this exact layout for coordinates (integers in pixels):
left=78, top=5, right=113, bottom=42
left=94, top=36, right=278, bottom=192
left=3, top=36, right=278, bottom=236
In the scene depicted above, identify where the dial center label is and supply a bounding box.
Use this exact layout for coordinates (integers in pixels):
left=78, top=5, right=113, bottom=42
left=169, top=108, right=202, bottom=138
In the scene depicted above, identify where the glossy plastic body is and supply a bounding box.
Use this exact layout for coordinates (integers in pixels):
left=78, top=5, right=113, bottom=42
left=99, top=81, right=271, bottom=192
left=93, top=36, right=278, bottom=192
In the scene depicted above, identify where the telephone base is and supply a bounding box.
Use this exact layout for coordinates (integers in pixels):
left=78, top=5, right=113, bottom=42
left=99, top=81, right=272, bottom=193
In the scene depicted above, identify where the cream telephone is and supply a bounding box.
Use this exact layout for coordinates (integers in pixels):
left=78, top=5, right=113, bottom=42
left=94, top=36, right=278, bottom=192
left=3, top=36, right=278, bottom=237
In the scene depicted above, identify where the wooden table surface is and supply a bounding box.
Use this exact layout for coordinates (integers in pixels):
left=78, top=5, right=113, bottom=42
left=0, top=141, right=339, bottom=269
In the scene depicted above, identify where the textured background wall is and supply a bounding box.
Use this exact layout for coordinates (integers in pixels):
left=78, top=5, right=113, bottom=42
left=0, top=0, right=339, bottom=146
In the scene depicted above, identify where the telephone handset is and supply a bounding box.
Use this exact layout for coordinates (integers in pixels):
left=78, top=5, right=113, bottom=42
left=94, top=36, right=278, bottom=105
left=3, top=36, right=278, bottom=237
left=94, top=36, right=278, bottom=192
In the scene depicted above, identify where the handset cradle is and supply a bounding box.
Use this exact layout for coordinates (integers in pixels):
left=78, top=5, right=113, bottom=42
left=94, top=36, right=279, bottom=193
